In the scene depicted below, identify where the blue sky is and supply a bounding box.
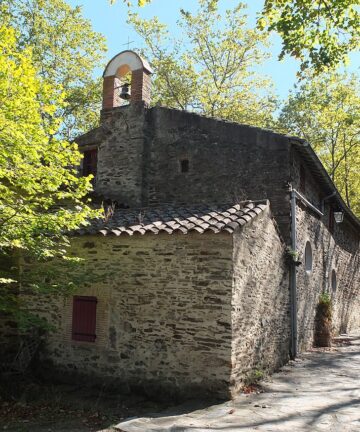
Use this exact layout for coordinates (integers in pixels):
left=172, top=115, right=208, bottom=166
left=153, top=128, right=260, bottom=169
left=67, top=0, right=359, bottom=100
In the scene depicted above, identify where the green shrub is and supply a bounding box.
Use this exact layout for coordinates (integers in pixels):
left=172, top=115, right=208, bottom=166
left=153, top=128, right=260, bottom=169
left=244, top=368, right=265, bottom=386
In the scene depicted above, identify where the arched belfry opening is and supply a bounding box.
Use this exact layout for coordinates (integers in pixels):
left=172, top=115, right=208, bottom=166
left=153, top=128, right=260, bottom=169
left=102, top=50, right=153, bottom=109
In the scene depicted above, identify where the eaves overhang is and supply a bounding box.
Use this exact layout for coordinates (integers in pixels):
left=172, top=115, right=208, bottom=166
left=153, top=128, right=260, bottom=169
left=289, top=137, right=360, bottom=231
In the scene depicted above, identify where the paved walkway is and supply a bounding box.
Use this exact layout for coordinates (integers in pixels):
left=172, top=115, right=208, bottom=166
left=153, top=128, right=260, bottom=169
left=115, top=333, right=360, bottom=432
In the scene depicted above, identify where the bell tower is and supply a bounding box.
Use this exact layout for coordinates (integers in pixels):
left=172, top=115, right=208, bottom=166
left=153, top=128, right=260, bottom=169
left=102, top=50, right=153, bottom=109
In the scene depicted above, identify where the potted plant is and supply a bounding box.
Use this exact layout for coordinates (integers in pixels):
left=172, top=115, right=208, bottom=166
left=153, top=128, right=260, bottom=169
left=285, top=247, right=302, bottom=266
left=314, top=292, right=332, bottom=347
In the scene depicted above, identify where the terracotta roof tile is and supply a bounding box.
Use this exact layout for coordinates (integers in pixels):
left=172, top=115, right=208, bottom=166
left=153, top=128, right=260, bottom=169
left=77, top=200, right=269, bottom=237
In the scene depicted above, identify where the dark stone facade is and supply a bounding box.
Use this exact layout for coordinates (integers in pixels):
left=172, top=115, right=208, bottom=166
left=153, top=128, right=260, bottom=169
left=76, top=102, right=360, bottom=351
left=24, top=206, right=289, bottom=399
left=78, top=105, right=292, bottom=239
left=3, top=100, right=358, bottom=399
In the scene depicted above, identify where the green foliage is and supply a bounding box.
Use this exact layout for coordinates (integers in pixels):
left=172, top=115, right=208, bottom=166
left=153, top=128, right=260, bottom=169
left=0, top=23, right=96, bottom=255
left=4, top=0, right=107, bottom=140
left=0, top=18, right=101, bottom=328
left=278, top=72, right=360, bottom=215
left=0, top=254, right=105, bottom=331
left=128, top=0, right=278, bottom=128
left=319, top=291, right=331, bottom=306
left=259, top=0, right=360, bottom=75
left=286, top=247, right=298, bottom=259
left=314, top=291, right=332, bottom=347
left=7, top=255, right=106, bottom=331
left=112, top=0, right=151, bottom=5
left=244, top=368, right=265, bottom=386
left=316, top=292, right=332, bottom=327
left=115, top=0, right=359, bottom=75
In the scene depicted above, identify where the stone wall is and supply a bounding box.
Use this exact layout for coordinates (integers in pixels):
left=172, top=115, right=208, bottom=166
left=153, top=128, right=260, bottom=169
left=230, top=207, right=289, bottom=394
left=291, top=150, right=360, bottom=350
left=80, top=105, right=292, bottom=240
left=69, top=104, right=360, bottom=384
left=21, top=207, right=293, bottom=398
left=96, top=104, right=147, bottom=207
left=146, top=107, right=291, bottom=240
left=295, top=204, right=360, bottom=350
left=25, top=233, right=234, bottom=399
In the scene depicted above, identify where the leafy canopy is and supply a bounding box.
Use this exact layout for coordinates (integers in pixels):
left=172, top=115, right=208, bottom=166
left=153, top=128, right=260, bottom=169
left=112, top=0, right=151, bottom=5
left=128, top=0, right=277, bottom=128
left=5, top=0, right=107, bottom=140
left=0, top=15, right=100, bottom=327
left=115, top=0, right=360, bottom=75
left=278, top=72, right=360, bottom=215
left=259, top=0, right=360, bottom=75
left=0, top=22, right=95, bottom=254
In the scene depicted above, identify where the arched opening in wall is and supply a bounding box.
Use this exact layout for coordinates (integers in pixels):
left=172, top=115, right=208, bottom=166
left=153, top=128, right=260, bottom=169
left=331, top=269, right=337, bottom=293
left=304, top=241, right=313, bottom=273
left=102, top=50, right=153, bottom=109
left=115, top=64, right=132, bottom=107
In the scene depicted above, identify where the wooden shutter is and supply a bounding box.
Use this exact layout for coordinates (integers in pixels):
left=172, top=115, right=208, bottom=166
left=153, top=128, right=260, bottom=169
left=72, top=296, right=97, bottom=342
left=83, top=149, right=98, bottom=177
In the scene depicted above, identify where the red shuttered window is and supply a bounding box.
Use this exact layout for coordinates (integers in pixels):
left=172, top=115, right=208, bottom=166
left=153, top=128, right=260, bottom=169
left=72, top=296, right=97, bottom=342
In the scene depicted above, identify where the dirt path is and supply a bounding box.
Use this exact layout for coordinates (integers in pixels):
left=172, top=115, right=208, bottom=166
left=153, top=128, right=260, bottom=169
left=0, top=383, right=169, bottom=431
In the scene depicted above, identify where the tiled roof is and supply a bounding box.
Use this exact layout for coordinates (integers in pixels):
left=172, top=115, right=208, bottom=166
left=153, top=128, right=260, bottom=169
left=77, top=200, right=268, bottom=237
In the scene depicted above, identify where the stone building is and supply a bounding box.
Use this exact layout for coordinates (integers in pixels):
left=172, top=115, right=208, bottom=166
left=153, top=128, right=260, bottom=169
left=24, top=51, right=360, bottom=398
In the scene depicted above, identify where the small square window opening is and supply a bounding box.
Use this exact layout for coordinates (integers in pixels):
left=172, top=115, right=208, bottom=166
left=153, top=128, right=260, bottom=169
left=180, top=159, right=189, bottom=173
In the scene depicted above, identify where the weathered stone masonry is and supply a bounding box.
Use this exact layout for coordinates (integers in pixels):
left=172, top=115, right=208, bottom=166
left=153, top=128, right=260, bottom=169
left=26, top=205, right=290, bottom=398
left=73, top=101, right=360, bottom=393
left=78, top=105, right=292, bottom=238
left=6, top=49, right=359, bottom=399
left=231, top=208, right=289, bottom=395
left=291, top=150, right=360, bottom=349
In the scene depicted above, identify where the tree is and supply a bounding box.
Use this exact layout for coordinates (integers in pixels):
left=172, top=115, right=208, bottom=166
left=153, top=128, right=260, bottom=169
left=4, top=0, right=107, bottom=140
left=278, top=72, right=360, bottom=215
left=115, top=0, right=359, bottom=74
left=259, top=0, right=360, bottom=75
left=128, top=0, right=278, bottom=128
left=113, top=0, right=150, bottom=5
left=0, top=21, right=99, bottom=328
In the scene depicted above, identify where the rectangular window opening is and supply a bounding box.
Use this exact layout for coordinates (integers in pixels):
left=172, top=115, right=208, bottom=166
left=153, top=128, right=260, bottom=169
left=82, top=149, right=98, bottom=179
left=180, top=159, right=189, bottom=173
left=72, top=296, right=97, bottom=342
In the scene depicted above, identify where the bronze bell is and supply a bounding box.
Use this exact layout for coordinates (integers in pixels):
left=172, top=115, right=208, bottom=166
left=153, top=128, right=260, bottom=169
left=120, top=82, right=131, bottom=100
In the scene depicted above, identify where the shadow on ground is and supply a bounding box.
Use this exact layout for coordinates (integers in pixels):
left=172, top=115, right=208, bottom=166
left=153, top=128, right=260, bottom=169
left=1, top=333, right=359, bottom=431
left=115, top=332, right=360, bottom=432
